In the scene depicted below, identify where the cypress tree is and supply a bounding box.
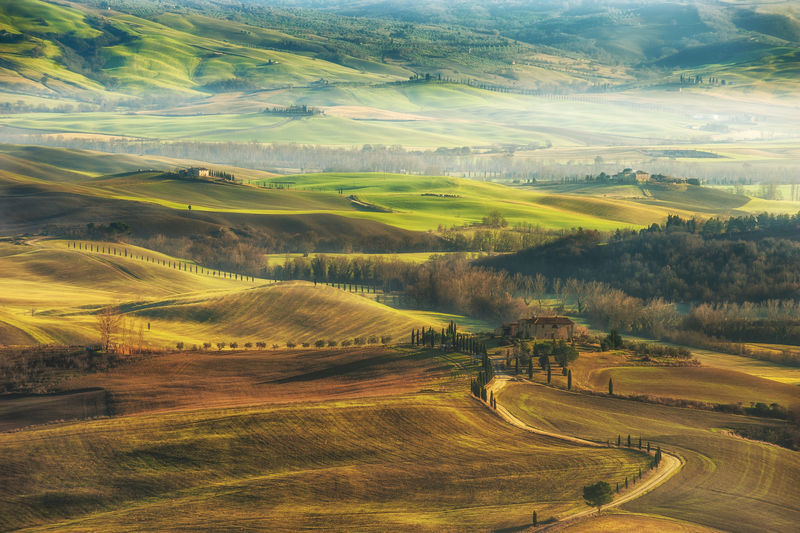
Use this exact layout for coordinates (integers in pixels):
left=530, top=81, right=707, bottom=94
left=515, top=356, right=519, bottom=374
left=627, top=434, right=631, bottom=447
left=528, top=358, right=533, bottom=379
left=638, top=436, right=642, bottom=449
left=532, top=511, right=537, bottom=526
left=647, top=442, right=651, bottom=453
left=608, top=377, right=613, bottom=395
left=617, top=434, right=621, bottom=446
left=567, top=369, right=572, bottom=390
left=625, top=477, right=628, bottom=489
left=547, top=366, right=552, bottom=383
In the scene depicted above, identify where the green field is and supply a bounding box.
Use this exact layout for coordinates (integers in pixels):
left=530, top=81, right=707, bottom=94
left=497, top=382, right=800, bottom=532
left=7, top=144, right=785, bottom=233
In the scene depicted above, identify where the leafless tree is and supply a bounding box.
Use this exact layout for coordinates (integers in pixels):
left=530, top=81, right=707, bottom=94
left=96, top=305, right=122, bottom=352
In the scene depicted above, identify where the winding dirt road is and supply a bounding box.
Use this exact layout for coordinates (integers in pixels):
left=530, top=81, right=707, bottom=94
left=483, top=375, right=684, bottom=530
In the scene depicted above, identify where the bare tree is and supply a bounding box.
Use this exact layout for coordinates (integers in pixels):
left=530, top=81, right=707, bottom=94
left=96, top=305, right=122, bottom=352
left=532, top=273, right=548, bottom=306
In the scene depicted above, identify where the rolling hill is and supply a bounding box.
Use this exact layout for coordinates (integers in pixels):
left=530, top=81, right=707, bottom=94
left=496, top=381, right=800, bottom=532
left=1, top=0, right=798, bottom=100
left=0, top=239, right=448, bottom=347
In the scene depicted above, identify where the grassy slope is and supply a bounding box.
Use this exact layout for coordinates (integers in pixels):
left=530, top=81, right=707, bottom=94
left=5, top=85, right=796, bottom=148
left=0, top=392, right=651, bottom=532
left=131, top=280, right=434, bottom=346
left=0, top=144, right=278, bottom=180
left=566, top=350, right=800, bottom=410
left=3, top=144, right=755, bottom=232
left=0, top=0, right=408, bottom=98
left=0, top=241, right=444, bottom=347
left=589, top=365, right=800, bottom=410
left=497, top=382, right=800, bottom=532
left=693, top=348, right=800, bottom=385
left=4, top=144, right=792, bottom=234
left=270, top=172, right=767, bottom=230
left=559, top=511, right=722, bottom=532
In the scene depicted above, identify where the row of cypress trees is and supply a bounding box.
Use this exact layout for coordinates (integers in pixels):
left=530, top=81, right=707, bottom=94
left=410, top=321, right=486, bottom=355
left=68, top=241, right=256, bottom=282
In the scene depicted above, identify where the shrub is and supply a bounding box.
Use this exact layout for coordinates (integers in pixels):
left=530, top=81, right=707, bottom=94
left=244, top=342, right=253, bottom=349
left=327, top=339, right=338, bottom=347
left=216, top=342, right=226, bottom=351
left=230, top=342, right=238, bottom=349
left=302, top=342, right=310, bottom=348
left=286, top=341, right=296, bottom=348
left=203, top=342, right=212, bottom=350
left=368, top=336, right=379, bottom=344
left=354, top=336, right=366, bottom=345
left=381, top=335, right=393, bottom=344
left=341, top=339, right=352, bottom=347
left=315, top=340, right=326, bottom=348
left=176, top=342, right=184, bottom=350
left=272, top=344, right=280, bottom=349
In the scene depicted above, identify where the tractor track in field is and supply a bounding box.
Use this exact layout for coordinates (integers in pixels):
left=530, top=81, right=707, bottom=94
left=481, top=375, right=684, bottom=531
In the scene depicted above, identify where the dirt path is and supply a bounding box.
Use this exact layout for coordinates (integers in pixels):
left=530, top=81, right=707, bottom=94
left=484, top=375, right=684, bottom=530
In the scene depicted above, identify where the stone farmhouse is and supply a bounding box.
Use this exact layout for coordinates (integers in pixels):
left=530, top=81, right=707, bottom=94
left=495, top=316, right=575, bottom=341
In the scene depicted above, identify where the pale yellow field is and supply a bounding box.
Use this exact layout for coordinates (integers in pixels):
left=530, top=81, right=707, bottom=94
left=0, top=240, right=461, bottom=348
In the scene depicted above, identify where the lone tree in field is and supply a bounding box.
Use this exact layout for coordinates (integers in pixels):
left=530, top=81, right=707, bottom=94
left=608, top=377, right=613, bottom=395
left=567, top=369, right=572, bottom=390
left=96, top=305, right=121, bottom=352
left=601, top=329, right=623, bottom=351
left=583, top=481, right=613, bottom=512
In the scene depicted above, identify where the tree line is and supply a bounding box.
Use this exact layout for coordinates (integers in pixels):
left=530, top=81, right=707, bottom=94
left=5, top=132, right=798, bottom=184
left=480, top=214, right=800, bottom=303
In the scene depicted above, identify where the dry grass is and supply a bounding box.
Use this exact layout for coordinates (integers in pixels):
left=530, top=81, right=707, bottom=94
left=497, top=382, right=800, bottom=532
left=557, top=511, right=722, bottom=532
left=0, top=241, right=445, bottom=348
left=565, top=350, right=800, bottom=411
left=0, top=348, right=651, bottom=532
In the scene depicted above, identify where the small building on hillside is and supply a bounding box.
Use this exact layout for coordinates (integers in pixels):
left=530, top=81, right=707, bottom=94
left=496, top=316, right=575, bottom=341
left=635, top=170, right=650, bottom=182
left=188, top=167, right=210, bottom=177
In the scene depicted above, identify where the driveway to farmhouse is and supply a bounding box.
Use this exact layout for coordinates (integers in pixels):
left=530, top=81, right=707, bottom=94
left=482, top=375, right=684, bottom=530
